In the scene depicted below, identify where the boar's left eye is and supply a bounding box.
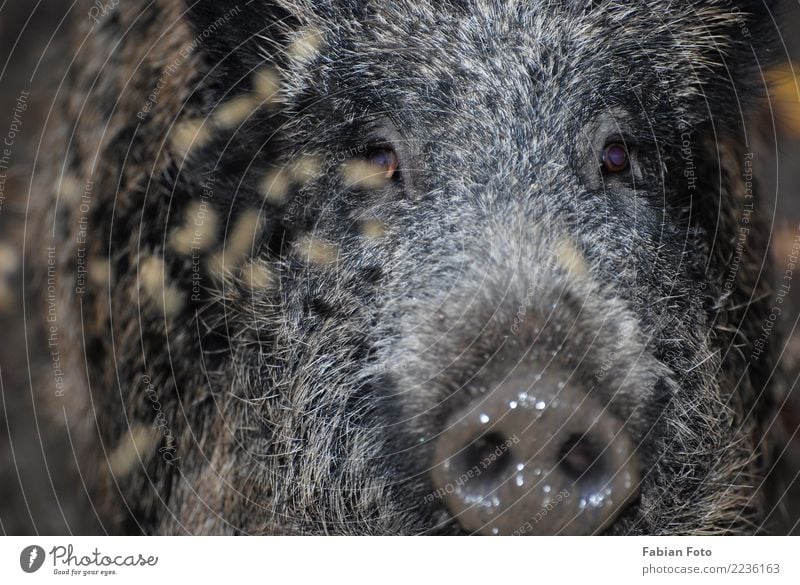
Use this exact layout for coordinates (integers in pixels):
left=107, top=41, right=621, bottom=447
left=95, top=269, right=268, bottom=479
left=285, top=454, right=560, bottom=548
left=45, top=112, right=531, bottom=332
left=367, top=147, right=399, bottom=180
left=601, top=142, right=630, bottom=173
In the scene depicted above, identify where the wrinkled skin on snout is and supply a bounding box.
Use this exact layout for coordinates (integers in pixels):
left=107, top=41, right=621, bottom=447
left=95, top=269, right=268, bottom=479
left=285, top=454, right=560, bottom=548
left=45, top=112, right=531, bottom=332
left=46, top=0, right=781, bottom=535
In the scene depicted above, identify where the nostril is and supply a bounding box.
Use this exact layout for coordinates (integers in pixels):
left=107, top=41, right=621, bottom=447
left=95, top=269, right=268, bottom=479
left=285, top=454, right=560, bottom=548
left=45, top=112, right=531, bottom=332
left=558, top=433, right=606, bottom=484
left=454, top=432, right=512, bottom=491
left=431, top=372, right=641, bottom=535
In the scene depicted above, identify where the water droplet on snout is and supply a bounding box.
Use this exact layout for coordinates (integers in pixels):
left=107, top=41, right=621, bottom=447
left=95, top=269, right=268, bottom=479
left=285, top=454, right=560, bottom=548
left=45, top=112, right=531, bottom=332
left=515, top=474, right=525, bottom=487
left=491, top=527, right=499, bottom=535
left=508, top=400, right=518, bottom=409
left=587, top=492, right=607, bottom=508
left=479, top=413, right=490, bottom=424
left=516, top=463, right=525, bottom=472
left=535, top=400, right=546, bottom=410
left=543, top=485, right=551, bottom=493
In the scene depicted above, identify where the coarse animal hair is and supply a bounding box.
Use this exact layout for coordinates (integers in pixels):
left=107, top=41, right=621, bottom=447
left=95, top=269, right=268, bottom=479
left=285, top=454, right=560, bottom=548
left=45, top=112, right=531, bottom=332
left=31, top=0, right=785, bottom=534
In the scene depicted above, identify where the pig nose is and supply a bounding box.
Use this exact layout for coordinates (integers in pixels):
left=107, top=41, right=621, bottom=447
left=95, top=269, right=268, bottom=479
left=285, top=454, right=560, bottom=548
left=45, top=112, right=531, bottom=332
left=430, top=371, right=640, bottom=535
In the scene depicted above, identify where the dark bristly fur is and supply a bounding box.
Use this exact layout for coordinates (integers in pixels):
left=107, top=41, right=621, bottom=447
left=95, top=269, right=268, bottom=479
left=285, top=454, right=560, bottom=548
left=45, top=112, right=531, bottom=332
left=32, top=0, right=783, bottom=534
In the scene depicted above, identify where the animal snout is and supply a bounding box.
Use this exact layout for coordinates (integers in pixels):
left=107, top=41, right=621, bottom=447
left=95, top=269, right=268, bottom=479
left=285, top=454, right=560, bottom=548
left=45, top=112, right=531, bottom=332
left=431, top=370, right=640, bottom=535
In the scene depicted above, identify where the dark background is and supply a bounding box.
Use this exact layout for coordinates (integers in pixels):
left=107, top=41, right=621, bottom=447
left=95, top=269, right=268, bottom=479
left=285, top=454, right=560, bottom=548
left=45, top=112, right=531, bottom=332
left=1, top=1, right=799, bottom=535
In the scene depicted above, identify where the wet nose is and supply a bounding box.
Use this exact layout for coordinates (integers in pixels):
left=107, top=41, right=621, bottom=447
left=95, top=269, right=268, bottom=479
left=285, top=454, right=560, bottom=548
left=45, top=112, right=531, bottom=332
left=430, top=371, right=640, bottom=535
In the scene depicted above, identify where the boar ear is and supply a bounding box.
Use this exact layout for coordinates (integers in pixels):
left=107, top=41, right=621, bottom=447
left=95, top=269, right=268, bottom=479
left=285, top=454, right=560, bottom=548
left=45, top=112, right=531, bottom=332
left=185, top=1, right=305, bottom=83
left=692, top=0, right=781, bottom=57
left=683, top=1, right=783, bottom=104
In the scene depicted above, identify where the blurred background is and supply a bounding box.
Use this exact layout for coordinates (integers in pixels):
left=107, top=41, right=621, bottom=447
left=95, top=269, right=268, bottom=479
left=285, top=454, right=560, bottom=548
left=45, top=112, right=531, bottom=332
left=1, top=1, right=800, bottom=535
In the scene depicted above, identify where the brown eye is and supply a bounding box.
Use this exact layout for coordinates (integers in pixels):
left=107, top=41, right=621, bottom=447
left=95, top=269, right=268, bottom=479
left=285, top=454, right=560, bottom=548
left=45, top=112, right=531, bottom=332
left=602, top=143, right=629, bottom=173
left=367, top=148, right=399, bottom=179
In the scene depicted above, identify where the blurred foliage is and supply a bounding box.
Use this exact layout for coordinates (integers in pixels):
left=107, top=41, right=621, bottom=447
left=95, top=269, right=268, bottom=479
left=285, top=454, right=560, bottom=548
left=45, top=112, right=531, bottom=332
left=769, top=64, right=800, bottom=137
